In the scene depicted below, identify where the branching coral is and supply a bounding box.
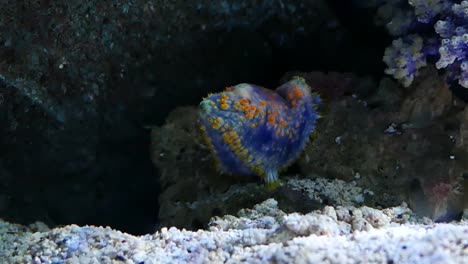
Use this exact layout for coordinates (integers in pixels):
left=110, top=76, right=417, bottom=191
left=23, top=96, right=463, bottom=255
left=379, top=0, right=468, bottom=88
left=434, top=2, right=468, bottom=87
left=409, top=0, right=450, bottom=23
left=383, top=35, right=427, bottom=87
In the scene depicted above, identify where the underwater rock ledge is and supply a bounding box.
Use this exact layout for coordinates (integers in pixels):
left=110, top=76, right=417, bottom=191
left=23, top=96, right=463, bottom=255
left=152, top=68, right=467, bottom=230
left=1, top=198, right=467, bottom=264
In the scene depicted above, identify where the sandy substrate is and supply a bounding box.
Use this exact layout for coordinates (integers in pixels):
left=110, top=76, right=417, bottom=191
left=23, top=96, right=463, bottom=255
left=1, top=198, right=467, bottom=264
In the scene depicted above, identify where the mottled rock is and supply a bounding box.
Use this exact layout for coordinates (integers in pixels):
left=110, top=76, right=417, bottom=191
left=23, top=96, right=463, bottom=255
left=397, top=67, right=453, bottom=127
left=298, top=67, right=466, bottom=221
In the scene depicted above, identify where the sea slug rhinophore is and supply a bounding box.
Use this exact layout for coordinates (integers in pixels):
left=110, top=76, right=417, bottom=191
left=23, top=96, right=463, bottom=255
left=198, top=77, right=322, bottom=189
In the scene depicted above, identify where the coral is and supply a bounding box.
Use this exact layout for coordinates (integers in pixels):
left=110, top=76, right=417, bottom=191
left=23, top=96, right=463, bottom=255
left=379, top=0, right=468, bottom=88
left=434, top=2, right=468, bottom=88
left=198, top=77, right=321, bottom=188
left=409, top=0, right=450, bottom=23
left=383, top=35, right=427, bottom=87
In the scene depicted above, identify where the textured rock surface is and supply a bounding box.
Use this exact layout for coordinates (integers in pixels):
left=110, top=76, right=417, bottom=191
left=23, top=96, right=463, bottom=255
left=297, top=67, right=466, bottom=221
left=0, top=0, right=344, bottom=234
left=151, top=128, right=372, bottom=230
left=151, top=67, right=466, bottom=230
left=1, top=199, right=466, bottom=264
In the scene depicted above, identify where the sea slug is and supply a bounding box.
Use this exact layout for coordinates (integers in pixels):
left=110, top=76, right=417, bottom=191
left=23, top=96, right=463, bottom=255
left=198, top=77, right=322, bottom=189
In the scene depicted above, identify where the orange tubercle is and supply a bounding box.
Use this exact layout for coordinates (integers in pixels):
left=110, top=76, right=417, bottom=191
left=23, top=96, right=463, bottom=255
left=295, top=90, right=303, bottom=98
left=268, top=115, right=275, bottom=123
left=220, top=103, right=229, bottom=110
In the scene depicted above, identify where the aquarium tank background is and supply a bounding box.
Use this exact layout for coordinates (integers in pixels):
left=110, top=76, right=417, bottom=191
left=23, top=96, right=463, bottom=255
left=0, top=1, right=467, bottom=263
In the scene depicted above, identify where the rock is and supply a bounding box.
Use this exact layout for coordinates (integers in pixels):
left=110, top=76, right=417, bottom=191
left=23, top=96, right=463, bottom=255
left=1, top=199, right=466, bottom=264
left=297, top=67, right=466, bottom=221
left=150, top=109, right=374, bottom=231
left=397, top=67, right=453, bottom=127
left=151, top=66, right=466, bottom=228
left=0, top=0, right=341, bottom=233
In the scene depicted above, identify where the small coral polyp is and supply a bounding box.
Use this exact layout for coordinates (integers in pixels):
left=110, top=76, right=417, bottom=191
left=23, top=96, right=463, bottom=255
left=198, top=77, right=321, bottom=189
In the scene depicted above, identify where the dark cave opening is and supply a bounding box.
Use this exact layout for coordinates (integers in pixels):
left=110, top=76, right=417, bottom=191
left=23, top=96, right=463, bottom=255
left=125, top=2, right=393, bottom=234
left=0, top=2, right=395, bottom=235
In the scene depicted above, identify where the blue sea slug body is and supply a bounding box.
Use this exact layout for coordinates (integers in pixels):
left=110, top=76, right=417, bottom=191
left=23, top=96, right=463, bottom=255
left=198, top=77, right=322, bottom=189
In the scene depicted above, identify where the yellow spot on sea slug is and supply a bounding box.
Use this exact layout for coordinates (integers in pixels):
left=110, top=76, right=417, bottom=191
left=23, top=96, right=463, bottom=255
left=211, top=117, right=223, bottom=129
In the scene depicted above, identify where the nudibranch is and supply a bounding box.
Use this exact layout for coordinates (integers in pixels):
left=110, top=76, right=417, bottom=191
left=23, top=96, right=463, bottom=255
left=198, top=77, right=322, bottom=189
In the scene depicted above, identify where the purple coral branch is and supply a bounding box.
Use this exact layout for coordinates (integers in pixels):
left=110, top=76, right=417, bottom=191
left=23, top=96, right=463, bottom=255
left=382, top=0, right=468, bottom=88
